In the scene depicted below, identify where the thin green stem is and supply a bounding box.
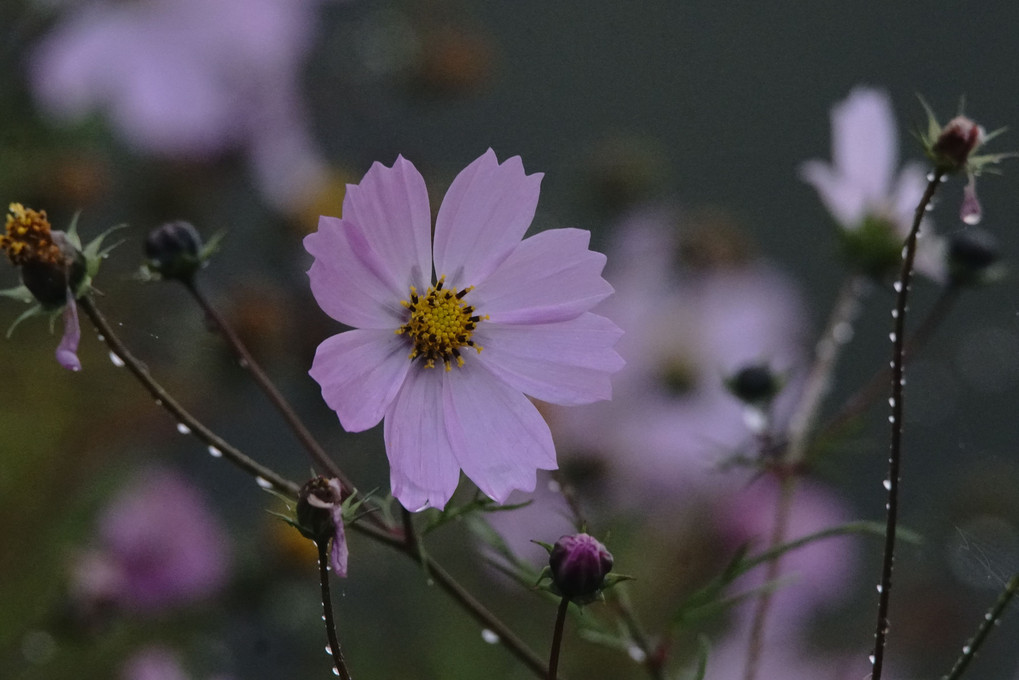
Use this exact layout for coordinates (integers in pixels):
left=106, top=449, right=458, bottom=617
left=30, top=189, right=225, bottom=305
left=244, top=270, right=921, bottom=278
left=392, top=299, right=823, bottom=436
left=942, top=573, right=1019, bottom=680
left=870, top=170, right=944, bottom=680
left=317, top=541, right=352, bottom=680
left=184, top=281, right=352, bottom=492
left=742, top=475, right=795, bottom=680
left=548, top=597, right=570, bottom=680
left=79, top=296, right=300, bottom=497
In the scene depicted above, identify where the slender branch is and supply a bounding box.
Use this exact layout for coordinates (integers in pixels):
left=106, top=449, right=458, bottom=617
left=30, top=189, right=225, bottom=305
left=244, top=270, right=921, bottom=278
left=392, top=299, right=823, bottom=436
left=548, top=597, right=570, bottom=680
left=870, top=170, right=944, bottom=680
left=741, top=476, right=794, bottom=680
left=785, top=274, right=869, bottom=465
left=351, top=520, right=550, bottom=678
left=184, top=281, right=352, bottom=492
left=820, top=285, right=959, bottom=440
left=942, top=573, right=1019, bottom=680
left=318, top=541, right=353, bottom=680
left=78, top=295, right=300, bottom=497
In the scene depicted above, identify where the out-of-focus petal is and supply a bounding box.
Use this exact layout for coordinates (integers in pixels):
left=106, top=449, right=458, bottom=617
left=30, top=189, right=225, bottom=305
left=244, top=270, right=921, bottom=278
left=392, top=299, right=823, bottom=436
left=799, top=159, right=866, bottom=228
left=341, top=156, right=433, bottom=293
left=384, top=369, right=462, bottom=511
left=305, top=216, right=410, bottom=328
left=890, top=162, right=929, bottom=235
left=433, top=149, right=542, bottom=289
left=310, top=329, right=411, bottom=433
left=472, top=228, right=613, bottom=324
left=477, top=313, right=624, bottom=405
left=832, top=87, right=897, bottom=203
left=444, top=363, right=557, bottom=503
left=56, top=292, right=82, bottom=371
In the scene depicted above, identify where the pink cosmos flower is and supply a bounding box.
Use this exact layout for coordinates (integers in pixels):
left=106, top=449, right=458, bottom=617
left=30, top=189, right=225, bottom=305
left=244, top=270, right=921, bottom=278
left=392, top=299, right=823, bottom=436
left=800, top=87, right=945, bottom=279
left=305, top=150, right=624, bottom=511
left=70, top=467, right=231, bottom=615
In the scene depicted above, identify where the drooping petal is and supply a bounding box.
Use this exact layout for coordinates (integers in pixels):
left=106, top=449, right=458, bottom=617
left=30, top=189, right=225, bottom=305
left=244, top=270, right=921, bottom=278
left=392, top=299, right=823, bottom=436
left=310, top=329, right=411, bottom=432
left=341, top=156, right=433, bottom=293
left=433, top=149, right=542, bottom=289
left=305, top=216, right=409, bottom=329
left=56, top=290, right=82, bottom=371
left=443, top=362, right=557, bottom=503
left=471, top=228, right=614, bottom=324
left=327, top=496, right=348, bottom=578
left=384, top=368, right=462, bottom=511
left=476, top=313, right=624, bottom=405
left=799, top=159, right=867, bottom=228
left=831, top=87, right=897, bottom=204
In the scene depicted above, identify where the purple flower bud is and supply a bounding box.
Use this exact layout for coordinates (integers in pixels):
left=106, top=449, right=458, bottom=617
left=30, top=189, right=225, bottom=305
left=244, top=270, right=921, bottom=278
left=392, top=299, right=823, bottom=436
left=297, top=477, right=348, bottom=578
left=932, top=116, right=984, bottom=172
left=144, top=221, right=203, bottom=282
left=548, top=533, right=613, bottom=600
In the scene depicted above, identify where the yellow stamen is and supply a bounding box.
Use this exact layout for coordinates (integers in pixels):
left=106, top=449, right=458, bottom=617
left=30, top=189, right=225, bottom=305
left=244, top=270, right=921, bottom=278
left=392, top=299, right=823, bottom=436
left=395, top=275, right=486, bottom=370
left=1, top=203, right=61, bottom=267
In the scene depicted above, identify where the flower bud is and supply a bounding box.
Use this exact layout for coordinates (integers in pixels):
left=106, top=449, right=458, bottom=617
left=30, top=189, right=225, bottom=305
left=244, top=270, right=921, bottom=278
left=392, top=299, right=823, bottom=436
left=931, top=116, right=984, bottom=173
left=726, top=364, right=782, bottom=405
left=548, top=533, right=613, bottom=600
left=21, top=232, right=86, bottom=308
left=947, top=227, right=1002, bottom=286
left=296, top=477, right=348, bottom=577
left=144, top=221, right=203, bottom=282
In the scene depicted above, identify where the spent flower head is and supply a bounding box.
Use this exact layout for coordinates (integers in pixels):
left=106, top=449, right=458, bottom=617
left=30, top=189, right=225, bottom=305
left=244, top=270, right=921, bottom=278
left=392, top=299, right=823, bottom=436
left=305, top=149, right=624, bottom=511
left=295, top=477, right=348, bottom=577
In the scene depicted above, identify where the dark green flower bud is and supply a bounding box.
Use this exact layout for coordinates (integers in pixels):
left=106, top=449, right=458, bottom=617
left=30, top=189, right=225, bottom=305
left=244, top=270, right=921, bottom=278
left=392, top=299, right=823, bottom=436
left=726, top=364, right=782, bottom=405
left=548, top=533, right=613, bottom=600
left=947, top=228, right=1002, bottom=287
left=144, top=221, right=203, bottom=283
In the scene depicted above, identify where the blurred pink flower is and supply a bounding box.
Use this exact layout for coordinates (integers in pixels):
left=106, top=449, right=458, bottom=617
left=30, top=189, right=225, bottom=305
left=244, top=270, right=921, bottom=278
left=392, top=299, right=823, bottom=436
left=719, top=476, right=859, bottom=636
left=121, top=647, right=190, bottom=680
left=799, top=86, right=944, bottom=279
left=71, top=467, right=231, bottom=615
left=548, top=206, right=810, bottom=506
left=29, top=0, right=330, bottom=209
left=305, top=150, right=623, bottom=511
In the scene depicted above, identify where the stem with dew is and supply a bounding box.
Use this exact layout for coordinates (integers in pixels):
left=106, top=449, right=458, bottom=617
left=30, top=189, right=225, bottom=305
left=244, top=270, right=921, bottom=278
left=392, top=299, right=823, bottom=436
left=318, top=541, right=353, bottom=680
left=870, top=170, right=944, bottom=680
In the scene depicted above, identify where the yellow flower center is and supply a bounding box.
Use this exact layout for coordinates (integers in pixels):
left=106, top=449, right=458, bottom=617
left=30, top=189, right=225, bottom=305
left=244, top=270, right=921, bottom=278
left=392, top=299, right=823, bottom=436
left=396, top=275, right=485, bottom=370
left=1, top=203, right=61, bottom=267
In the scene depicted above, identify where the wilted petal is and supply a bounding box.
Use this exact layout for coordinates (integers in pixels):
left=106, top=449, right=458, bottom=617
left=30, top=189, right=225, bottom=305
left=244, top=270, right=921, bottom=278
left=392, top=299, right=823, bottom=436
left=56, top=290, right=82, bottom=371
left=477, top=313, right=624, bottom=405
left=305, top=216, right=410, bottom=329
left=832, top=87, right=897, bottom=203
left=472, top=228, right=613, bottom=324
left=328, top=506, right=348, bottom=578
left=384, top=369, right=462, bottom=511
left=960, top=175, right=983, bottom=225
left=444, top=363, right=557, bottom=503
left=310, top=329, right=411, bottom=432
left=433, top=149, right=542, bottom=289
left=341, top=156, right=433, bottom=292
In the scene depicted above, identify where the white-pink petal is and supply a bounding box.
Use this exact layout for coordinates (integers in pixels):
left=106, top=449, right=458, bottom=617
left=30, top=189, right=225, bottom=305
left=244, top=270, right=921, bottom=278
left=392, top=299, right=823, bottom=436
left=476, top=313, right=624, bottom=405
left=443, top=363, right=557, bottom=503
left=832, top=87, right=897, bottom=203
left=305, top=216, right=409, bottom=329
left=384, top=369, right=462, bottom=511
left=799, top=159, right=867, bottom=228
left=433, top=149, right=543, bottom=289
left=310, top=329, right=411, bottom=432
left=471, top=228, right=614, bottom=324
left=341, top=156, right=433, bottom=293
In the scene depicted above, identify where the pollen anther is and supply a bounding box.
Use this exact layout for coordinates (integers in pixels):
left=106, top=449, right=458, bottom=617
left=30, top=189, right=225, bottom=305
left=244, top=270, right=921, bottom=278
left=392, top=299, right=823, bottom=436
left=396, top=275, right=485, bottom=370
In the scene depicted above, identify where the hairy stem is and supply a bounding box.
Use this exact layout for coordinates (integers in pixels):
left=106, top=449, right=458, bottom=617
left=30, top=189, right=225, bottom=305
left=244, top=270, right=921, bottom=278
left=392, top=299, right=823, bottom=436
left=185, top=281, right=352, bottom=491
left=870, top=171, right=944, bottom=680
left=942, top=573, right=1019, bottom=680
left=548, top=597, right=570, bottom=680
left=318, top=541, right=353, bottom=680
left=79, top=296, right=300, bottom=497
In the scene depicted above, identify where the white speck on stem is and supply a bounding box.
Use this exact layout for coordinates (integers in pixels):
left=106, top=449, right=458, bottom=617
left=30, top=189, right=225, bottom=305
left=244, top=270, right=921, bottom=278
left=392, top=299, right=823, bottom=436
left=882, top=479, right=893, bottom=491
left=256, top=477, right=273, bottom=489
left=207, top=445, right=223, bottom=458
left=109, top=351, right=125, bottom=367
left=176, top=423, right=191, bottom=435
left=481, top=629, right=499, bottom=644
